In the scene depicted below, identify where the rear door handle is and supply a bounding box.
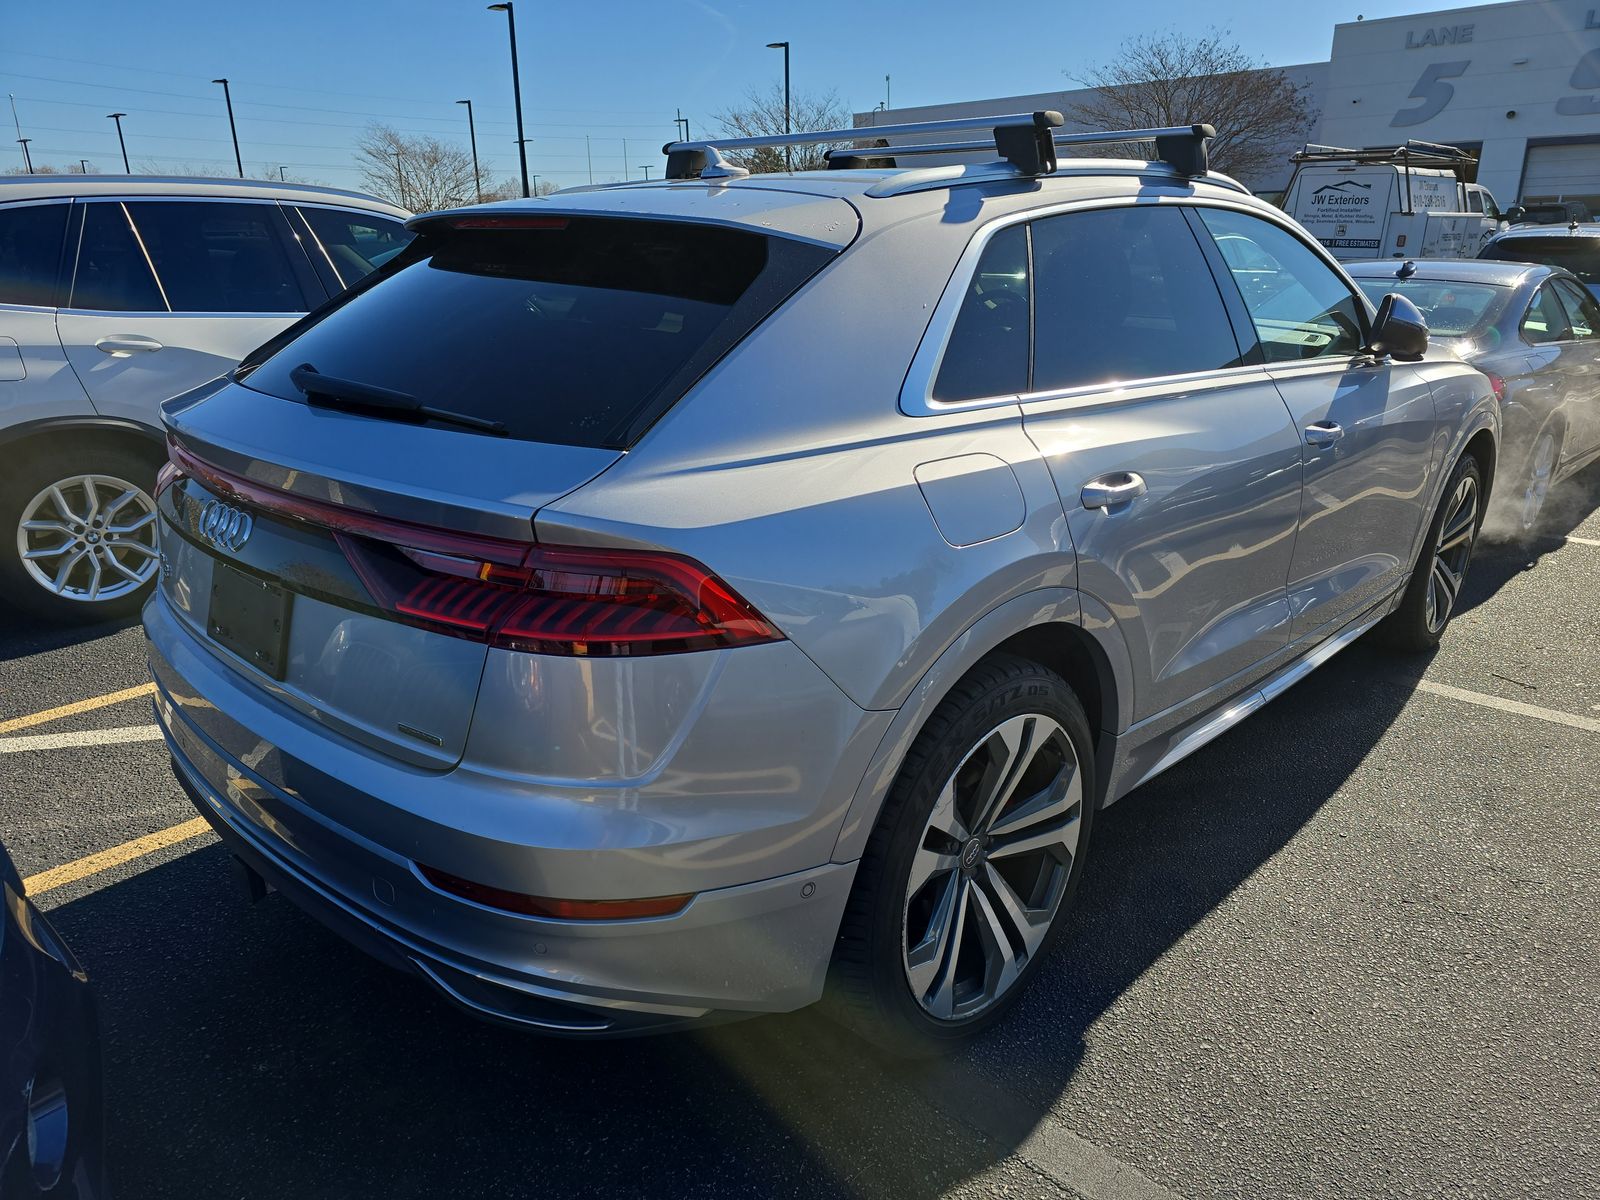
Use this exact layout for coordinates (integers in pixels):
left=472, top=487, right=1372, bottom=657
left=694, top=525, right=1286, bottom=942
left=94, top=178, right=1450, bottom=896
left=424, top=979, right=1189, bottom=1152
left=1080, top=472, right=1147, bottom=510
left=1304, top=420, right=1344, bottom=447
left=95, top=335, right=164, bottom=356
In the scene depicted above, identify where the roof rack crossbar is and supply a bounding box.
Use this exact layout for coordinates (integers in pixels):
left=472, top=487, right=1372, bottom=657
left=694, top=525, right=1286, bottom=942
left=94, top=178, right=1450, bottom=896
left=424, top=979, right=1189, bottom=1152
left=665, top=111, right=1064, bottom=180
left=822, top=123, right=1218, bottom=178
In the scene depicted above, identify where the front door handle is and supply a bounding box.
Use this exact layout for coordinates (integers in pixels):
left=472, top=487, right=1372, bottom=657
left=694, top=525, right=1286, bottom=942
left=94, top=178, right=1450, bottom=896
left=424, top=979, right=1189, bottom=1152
left=95, top=335, right=164, bottom=356
left=1080, top=472, right=1147, bottom=510
left=1304, top=420, right=1344, bottom=447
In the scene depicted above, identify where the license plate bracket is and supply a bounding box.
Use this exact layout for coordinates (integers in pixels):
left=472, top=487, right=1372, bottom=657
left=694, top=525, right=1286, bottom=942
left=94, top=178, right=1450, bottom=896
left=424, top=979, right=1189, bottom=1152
left=208, top=563, right=292, bottom=680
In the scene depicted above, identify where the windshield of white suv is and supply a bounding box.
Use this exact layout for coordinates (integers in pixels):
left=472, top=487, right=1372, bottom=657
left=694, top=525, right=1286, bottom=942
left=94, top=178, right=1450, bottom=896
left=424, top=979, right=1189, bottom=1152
left=241, top=215, right=836, bottom=448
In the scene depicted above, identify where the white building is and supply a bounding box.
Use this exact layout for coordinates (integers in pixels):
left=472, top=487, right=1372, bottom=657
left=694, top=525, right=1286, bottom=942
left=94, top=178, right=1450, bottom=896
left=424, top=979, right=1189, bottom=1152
left=854, top=0, right=1600, bottom=211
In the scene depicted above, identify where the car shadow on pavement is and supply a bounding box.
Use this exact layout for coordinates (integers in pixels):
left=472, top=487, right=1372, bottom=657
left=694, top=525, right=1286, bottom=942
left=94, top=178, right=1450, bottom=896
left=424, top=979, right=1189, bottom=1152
left=48, top=643, right=1434, bottom=1200
left=0, top=608, right=142, bottom=664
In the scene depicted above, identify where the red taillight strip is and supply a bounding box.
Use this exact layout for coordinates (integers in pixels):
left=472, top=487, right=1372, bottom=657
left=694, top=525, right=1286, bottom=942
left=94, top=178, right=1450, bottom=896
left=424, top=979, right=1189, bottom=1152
left=417, top=864, right=691, bottom=920
left=166, top=438, right=534, bottom=566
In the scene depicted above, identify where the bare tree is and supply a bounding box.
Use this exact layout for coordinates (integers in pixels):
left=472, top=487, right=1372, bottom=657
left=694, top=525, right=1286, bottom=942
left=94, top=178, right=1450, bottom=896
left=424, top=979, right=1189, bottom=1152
left=712, top=85, right=851, bottom=172
left=1070, top=30, right=1315, bottom=183
left=480, top=175, right=558, bottom=202
left=355, top=123, right=479, bottom=212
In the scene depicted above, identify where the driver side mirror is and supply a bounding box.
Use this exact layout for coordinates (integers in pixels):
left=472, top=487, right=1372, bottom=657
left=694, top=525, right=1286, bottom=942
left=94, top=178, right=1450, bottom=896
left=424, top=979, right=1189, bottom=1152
left=1369, top=293, right=1428, bottom=362
left=1506, top=205, right=1526, bottom=224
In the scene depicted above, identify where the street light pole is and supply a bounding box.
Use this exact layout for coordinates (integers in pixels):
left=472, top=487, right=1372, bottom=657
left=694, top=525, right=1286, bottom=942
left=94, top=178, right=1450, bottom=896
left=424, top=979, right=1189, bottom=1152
left=211, top=79, right=243, bottom=178
left=585, top=134, right=593, bottom=185
left=640, top=164, right=651, bottom=181
left=457, top=99, right=483, bottom=203
left=392, top=151, right=406, bottom=209
left=531, top=173, right=540, bottom=195
left=487, top=3, right=531, bottom=198
left=79, top=158, right=90, bottom=174
left=278, top=165, right=287, bottom=181
left=107, top=113, right=129, bottom=172
left=766, top=41, right=791, bottom=171
left=16, top=138, right=32, bottom=173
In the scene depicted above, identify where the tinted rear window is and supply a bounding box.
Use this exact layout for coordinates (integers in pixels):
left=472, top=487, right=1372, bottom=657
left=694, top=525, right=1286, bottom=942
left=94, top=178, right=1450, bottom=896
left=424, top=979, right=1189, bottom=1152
left=1351, top=278, right=1510, bottom=338
left=242, top=216, right=834, bottom=448
left=0, top=203, right=69, bottom=306
left=1482, top=237, right=1600, bottom=285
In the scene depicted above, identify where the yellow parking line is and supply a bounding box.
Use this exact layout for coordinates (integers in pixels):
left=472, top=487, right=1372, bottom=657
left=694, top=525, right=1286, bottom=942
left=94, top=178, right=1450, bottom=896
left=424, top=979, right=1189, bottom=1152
left=0, top=682, right=157, bottom=735
left=22, top=817, right=212, bottom=897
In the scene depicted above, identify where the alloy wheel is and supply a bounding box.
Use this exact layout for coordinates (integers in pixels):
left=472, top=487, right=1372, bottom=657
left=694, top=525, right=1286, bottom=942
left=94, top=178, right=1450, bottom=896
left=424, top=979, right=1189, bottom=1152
left=902, top=713, right=1083, bottom=1021
left=1519, top=432, right=1557, bottom=533
left=1425, top=473, right=1479, bottom=634
left=15, top=474, right=160, bottom=604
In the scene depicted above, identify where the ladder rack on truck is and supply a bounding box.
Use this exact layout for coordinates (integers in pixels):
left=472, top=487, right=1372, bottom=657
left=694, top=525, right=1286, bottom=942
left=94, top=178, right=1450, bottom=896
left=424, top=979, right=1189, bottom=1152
left=1290, top=141, right=1479, bottom=216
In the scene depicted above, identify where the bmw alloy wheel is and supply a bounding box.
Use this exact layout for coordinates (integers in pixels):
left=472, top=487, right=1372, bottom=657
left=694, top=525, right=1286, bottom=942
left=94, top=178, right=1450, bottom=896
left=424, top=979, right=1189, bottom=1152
left=1425, top=473, right=1479, bottom=634
left=15, top=474, right=160, bottom=604
left=902, top=712, right=1083, bottom=1021
left=1519, top=431, right=1557, bottom=534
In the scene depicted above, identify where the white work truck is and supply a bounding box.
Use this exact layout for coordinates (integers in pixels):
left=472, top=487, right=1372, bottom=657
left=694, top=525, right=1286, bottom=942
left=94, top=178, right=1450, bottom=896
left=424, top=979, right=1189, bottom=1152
left=1283, top=142, right=1503, bottom=262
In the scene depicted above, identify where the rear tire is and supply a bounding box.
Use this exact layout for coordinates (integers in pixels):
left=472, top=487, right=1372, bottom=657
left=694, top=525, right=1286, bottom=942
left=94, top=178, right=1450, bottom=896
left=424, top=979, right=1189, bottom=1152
left=1515, top=423, right=1562, bottom=537
left=826, top=653, right=1096, bottom=1056
left=0, top=440, right=164, bottom=624
left=1382, top=453, right=1484, bottom=653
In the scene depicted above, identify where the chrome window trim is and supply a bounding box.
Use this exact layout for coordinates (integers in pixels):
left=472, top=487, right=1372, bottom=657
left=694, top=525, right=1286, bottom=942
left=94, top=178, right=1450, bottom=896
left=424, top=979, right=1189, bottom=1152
left=120, top=200, right=173, bottom=313
left=898, top=192, right=1371, bottom=417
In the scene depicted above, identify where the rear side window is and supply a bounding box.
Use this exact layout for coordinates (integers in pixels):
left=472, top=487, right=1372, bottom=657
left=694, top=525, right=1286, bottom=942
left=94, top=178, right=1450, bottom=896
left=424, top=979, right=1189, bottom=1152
left=125, top=201, right=311, bottom=313
left=242, top=216, right=835, bottom=448
left=1552, top=278, right=1600, bottom=340
left=1522, top=284, right=1572, bottom=344
left=295, top=206, right=414, bottom=292
left=1031, top=206, right=1241, bottom=390
left=1197, top=208, right=1366, bottom=362
left=932, top=225, right=1030, bottom=402
left=0, top=203, right=69, bottom=306
left=71, top=202, right=166, bottom=312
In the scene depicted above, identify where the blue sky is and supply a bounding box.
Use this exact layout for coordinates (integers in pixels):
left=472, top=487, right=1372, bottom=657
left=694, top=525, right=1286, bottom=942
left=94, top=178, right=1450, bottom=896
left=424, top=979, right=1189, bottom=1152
left=3, top=0, right=1508, bottom=190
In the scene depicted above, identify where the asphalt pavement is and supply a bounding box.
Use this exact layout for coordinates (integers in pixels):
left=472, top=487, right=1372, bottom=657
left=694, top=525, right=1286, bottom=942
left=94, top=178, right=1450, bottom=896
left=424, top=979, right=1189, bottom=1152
left=3, top=468, right=1598, bottom=1200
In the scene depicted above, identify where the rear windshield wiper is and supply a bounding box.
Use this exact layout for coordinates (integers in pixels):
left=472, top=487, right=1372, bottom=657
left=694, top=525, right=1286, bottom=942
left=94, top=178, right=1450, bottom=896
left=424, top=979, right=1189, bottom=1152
left=288, top=363, right=507, bottom=436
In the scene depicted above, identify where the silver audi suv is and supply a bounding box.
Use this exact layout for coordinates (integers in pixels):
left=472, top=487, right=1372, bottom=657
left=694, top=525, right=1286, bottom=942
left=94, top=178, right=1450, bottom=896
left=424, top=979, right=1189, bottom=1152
left=144, top=114, right=1497, bottom=1054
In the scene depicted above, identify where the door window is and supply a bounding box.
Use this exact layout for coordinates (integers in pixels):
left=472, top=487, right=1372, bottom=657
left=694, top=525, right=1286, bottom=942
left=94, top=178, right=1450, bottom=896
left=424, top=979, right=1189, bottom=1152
left=295, top=206, right=413, bottom=292
left=1552, top=278, right=1600, bottom=340
left=70, top=202, right=167, bottom=312
left=931, top=225, right=1030, bottom=402
left=123, top=201, right=311, bottom=313
left=1030, top=206, right=1241, bottom=391
left=1196, top=208, right=1366, bottom=363
left=1522, top=284, right=1573, bottom=345
left=0, top=203, right=70, bottom=306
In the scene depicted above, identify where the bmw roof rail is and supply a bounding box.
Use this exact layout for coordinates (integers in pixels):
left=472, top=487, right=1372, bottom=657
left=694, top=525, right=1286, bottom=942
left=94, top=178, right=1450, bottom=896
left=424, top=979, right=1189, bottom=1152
left=664, top=115, right=1218, bottom=182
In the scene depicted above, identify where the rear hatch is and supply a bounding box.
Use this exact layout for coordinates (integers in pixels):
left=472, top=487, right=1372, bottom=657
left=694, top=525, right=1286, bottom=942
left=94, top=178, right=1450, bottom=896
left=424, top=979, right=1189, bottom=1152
left=158, top=196, right=854, bottom=766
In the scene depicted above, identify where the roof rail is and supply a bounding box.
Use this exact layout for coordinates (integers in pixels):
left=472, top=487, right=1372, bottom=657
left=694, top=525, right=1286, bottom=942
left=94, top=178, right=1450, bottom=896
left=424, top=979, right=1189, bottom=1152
left=664, top=111, right=1066, bottom=180
left=824, top=123, right=1218, bottom=178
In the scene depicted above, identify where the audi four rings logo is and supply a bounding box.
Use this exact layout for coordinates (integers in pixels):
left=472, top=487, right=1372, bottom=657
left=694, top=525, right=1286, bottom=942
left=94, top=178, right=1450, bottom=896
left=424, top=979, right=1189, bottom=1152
left=198, top=499, right=253, bottom=554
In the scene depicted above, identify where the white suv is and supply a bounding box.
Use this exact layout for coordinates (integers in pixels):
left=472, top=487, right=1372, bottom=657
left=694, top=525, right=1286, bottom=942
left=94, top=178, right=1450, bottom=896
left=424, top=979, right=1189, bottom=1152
left=0, top=176, right=409, bottom=622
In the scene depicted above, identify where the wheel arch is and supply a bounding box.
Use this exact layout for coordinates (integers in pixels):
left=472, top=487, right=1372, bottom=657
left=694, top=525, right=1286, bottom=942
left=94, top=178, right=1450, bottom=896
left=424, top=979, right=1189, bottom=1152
left=830, top=588, right=1133, bottom=864
left=0, top=416, right=165, bottom=462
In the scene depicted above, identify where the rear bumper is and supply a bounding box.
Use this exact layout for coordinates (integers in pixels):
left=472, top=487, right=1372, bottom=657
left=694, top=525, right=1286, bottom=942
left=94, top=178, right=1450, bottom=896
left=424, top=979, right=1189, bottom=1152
left=145, top=592, right=868, bottom=1033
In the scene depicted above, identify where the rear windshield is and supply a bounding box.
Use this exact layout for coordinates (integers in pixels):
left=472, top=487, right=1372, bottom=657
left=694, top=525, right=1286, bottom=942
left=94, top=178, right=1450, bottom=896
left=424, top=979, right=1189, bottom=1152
left=241, top=216, right=835, bottom=448
left=1481, top=237, right=1600, bottom=285
left=1351, top=278, right=1511, bottom=338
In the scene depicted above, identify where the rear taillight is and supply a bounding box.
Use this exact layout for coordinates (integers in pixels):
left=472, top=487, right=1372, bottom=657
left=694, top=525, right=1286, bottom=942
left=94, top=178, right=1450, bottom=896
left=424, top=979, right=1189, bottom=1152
left=1484, top=372, right=1507, bottom=402
left=167, top=438, right=782, bottom=658
left=154, top=460, right=183, bottom=499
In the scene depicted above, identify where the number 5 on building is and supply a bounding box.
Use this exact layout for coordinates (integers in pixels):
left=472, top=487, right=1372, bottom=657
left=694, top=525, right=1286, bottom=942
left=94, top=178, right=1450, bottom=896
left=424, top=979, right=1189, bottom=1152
left=1392, top=60, right=1470, bottom=127
left=1556, top=48, right=1600, bottom=115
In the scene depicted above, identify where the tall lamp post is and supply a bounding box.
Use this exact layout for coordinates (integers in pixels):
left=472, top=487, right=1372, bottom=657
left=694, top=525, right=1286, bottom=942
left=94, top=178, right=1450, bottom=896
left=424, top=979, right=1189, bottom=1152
left=15, top=138, right=32, bottom=173
left=457, top=99, right=483, bottom=203
left=107, top=112, right=129, bottom=172
left=487, top=3, right=531, bottom=198
left=766, top=41, right=790, bottom=171
left=211, top=79, right=243, bottom=178
left=79, top=158, right=90, bottom=174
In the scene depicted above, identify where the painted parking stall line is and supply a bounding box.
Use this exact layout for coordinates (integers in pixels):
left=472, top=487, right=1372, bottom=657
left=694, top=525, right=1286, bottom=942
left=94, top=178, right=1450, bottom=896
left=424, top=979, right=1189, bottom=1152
left=0, top=681, right=155, bottom=734
left=23, top=817, right=212, bottom=897
left=0, top=724, right=165, bottom=754
left=1417, top=680, right=1600, bottom=734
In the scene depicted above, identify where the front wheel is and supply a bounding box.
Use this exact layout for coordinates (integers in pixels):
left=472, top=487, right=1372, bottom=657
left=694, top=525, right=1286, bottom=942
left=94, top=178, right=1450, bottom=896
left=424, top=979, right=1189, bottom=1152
left=827, top=654, right=1096, bottom=1056
left=1382, top=453, right=1484, bottom=653
left=0, top=443, right=163, bottom=623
